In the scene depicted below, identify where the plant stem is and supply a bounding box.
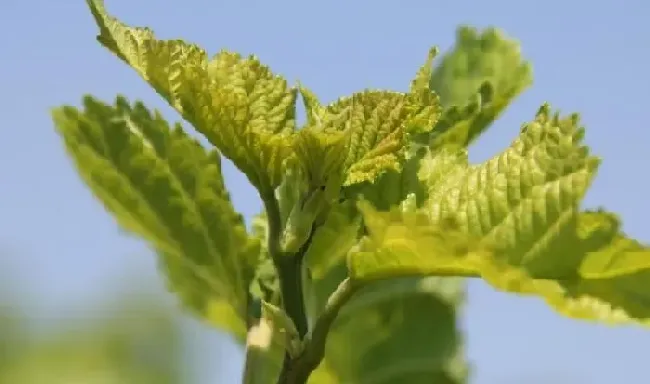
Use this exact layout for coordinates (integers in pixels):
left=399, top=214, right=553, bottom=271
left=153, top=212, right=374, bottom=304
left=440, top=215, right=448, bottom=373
left=261, top=191, right=361, bottom=383
left=275, top=251, right=309, bottom=338
left=261, top=190, right=310, bottom=338
left=278, top=278, right=360, bottom=383
left=261, top=191, right=310, bottom=384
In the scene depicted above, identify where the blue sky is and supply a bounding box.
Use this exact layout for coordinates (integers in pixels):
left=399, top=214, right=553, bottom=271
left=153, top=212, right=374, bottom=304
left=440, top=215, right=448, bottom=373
left=1, top=0, right=649, bottom=382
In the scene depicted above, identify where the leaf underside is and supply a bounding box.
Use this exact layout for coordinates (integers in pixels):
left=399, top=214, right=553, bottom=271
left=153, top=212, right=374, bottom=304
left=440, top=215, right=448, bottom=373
left=52, top=95, right=259, bottom=340
left=300, top=204, right=468, bottom=384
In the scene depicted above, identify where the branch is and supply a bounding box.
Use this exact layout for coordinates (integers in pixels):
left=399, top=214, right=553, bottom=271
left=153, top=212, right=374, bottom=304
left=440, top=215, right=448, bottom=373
left=281, top=277, right=360, bottom=383
left=261, top=190, right=283, bottom=260
left=261, top=190, right=312, bottom=384
left=261, top=191, right=308, bottom=337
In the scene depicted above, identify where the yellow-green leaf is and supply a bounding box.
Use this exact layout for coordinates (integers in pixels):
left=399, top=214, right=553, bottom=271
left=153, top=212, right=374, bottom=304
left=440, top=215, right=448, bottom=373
left=316, top=90, right=436, bottom=187
left=312, top=278, right=466, bottom=383
left=292, top=119, right=349, bottom=193
left=310, top=271, right=466, bottom=383
left=303, top=203, right=466, bottom=383
left=348, top=201, right=487, bottom=281
left=261, top=301, right=302, bottom=358
left=428, top=26, right=533, bottom=147
left=86, top=0, right=297, bottom=192
left=349, top=105, right=650, bottom=326
left=52, top=95, right=259, bottom=340
left=425, top=105, right=600, bottom=278
left=351, top=200, right=650, bottom=326
left=306, top=49, right=440, bottom=188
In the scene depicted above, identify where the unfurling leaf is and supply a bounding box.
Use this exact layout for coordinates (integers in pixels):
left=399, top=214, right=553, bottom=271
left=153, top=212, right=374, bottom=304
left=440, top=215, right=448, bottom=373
left=243, top=318, right=283, bottom=384
left=280, top=186, right=330, bottom=254
left=87, top=0, right=296, bottom=192
left=301, top=49, right=441, bottom=188
left=52, top=95, right=259, bottom=340
left=261, top=301, right=302, bottom=358
left=428, top=26, right=533, bottom=148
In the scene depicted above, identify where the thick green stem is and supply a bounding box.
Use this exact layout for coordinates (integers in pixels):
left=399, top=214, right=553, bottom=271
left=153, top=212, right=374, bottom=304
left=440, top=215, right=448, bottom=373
left=260, top=191, right=361, bottom=383
left=275, top=253, right=309, bottom=338
left=261, top=190, right=310, bottom=338
left=261, top=191, right=310, bottom=384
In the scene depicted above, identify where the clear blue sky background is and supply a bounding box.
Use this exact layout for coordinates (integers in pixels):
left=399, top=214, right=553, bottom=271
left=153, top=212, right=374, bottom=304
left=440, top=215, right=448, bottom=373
left=1, top=0, right=649, bottom=383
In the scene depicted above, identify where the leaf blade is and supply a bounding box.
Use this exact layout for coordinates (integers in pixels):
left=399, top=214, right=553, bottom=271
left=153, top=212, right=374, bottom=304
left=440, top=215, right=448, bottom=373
left=428, top=26, right=533, bottom=148
left=86, top=0, right=297, bottom=192
left=52, top=95, right=259, bottom=339
left=348, top=104, right=650, bottom=326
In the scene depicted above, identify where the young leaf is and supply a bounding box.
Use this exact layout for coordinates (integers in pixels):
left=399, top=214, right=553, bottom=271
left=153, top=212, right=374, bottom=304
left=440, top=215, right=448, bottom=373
left=343, top=149, right=427, bottom=212
left=337, top=47, right=443, bottom=210
left=315, top=90, right=434, bottom=187
left=428, top=26, right=533, bottom=147
left=301, top=49, right=440, bottom=188
left=349, top=105, right=650, bottom=325
left=52, top=95, right=259, bottom=339
left=279, top=124, right=351, bottom=253
left=292, top=114, right=349, bottom=194
left=261, top=301, right=303, bottom=359
left=242, top=318, right=284, bottom=384
left=409, top=47, right=439, bottom=102
left=86, top=0, right=297, bottom=192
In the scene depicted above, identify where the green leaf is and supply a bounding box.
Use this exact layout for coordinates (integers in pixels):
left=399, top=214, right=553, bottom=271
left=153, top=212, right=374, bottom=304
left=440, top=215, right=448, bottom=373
left=280, top=186, right=330, bottom=253
left=297, top=84, right=327, bottom=127
left=409, top=47, right=439, bottom=101
left=425, top=104, right=600, bottom=277
left=305, top=49, right=440, bottom=188
left=52, top=95, right=259, bottom=340
left=337, top=47, right=442, bottom=210
left=86, top=0, right=297, bottom=192
left=303, top=203, right=466, bottom=383
left=321, top=90, right=433, bottom=187
left=292, top=103, right=349, bottom=193
left=310, top=274, right=467, bottom=383
left=349, top=105, right=650, bottom=325
left=349, top=201, right=486, bottom=281
left=343, top=150, right=427, bottom=212
left=428, top=26, right=533, bottom=147
left=305, top=201, right=362, bottom=283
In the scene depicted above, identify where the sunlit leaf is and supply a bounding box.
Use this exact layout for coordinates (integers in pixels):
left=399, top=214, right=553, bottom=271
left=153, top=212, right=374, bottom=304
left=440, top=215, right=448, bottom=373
left=86, top=0, right=297, bottom=192
left=349, top=105, right=650, bottom=325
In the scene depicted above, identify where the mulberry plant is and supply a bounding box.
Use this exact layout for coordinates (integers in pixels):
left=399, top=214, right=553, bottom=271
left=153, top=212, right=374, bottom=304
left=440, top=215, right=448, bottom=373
left=51, top=1, right=650, bottom=383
